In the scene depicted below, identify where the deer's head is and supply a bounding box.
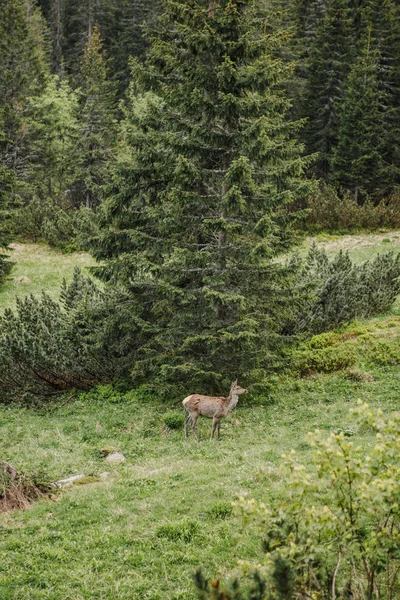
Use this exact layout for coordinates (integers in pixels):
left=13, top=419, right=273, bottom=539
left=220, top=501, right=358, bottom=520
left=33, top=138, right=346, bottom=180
left=231, top=380, right=248, bottom=395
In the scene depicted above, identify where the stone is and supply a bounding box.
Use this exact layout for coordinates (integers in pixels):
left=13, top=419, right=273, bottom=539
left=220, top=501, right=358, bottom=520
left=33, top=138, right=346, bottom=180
left=54, top=474, right=85, bottom=488
left=105, top=452, right=125, bottom=464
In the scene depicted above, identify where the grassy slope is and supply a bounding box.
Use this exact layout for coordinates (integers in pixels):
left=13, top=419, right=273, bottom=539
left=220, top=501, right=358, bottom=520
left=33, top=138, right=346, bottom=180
left=0, top=243, right=95, bottom=311
left=1, top=237, right=400, bottom=599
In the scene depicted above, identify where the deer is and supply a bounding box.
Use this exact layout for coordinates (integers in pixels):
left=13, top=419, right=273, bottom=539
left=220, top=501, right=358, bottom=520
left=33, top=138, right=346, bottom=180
left=182, top=380, right=248, bottom=441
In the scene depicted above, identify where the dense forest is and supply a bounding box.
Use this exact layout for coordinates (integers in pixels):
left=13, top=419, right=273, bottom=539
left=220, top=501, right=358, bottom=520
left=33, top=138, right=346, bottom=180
left=1, top=0, right=400, bottom=398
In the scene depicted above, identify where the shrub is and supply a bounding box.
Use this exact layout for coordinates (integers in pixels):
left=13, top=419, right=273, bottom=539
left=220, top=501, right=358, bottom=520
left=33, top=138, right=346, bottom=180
left=0, top=269, right=113, bottom=403
left=305, top=182, right=400, bottom=232
left=292, top=343, right=357, bottom=375
left=15, top=197, right=99, bottom=251
left=163, top=412, right=185, bottom=430
left=289, top=246, right=400, bottom=335
left=365, top=340, right=400, bottom=366
left=235, top=403, right=400, bottom=600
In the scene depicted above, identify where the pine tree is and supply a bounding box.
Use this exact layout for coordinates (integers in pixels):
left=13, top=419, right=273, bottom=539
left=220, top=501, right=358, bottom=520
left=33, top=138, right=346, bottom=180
left=27, top=76, right=79, bottom=202
left=0, top=0, right=50, bottom=199
left=357, top=0, right=400, bottom=194
left=331, top=32, right=385, bottom=201
left=301, top=0, right=354, bottom=177
left=90, top=0, right=312, bottom=392
left=76, top=25, right=115, bottom=208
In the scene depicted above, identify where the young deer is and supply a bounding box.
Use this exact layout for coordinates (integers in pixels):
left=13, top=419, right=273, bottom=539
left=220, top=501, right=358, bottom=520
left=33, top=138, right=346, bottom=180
left=182, top=380, right=248, bottom=441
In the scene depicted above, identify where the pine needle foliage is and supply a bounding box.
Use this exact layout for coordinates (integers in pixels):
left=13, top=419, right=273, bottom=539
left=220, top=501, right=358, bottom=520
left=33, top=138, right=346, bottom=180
left=91, top=0, right=313, bottom=393
left=0, top=269, right=111, bottom=402
left=301, top=0, right=354, bottom=177
left=331, top=33, right=387, bottom=202
left=291, top=246, right=400, bottom=334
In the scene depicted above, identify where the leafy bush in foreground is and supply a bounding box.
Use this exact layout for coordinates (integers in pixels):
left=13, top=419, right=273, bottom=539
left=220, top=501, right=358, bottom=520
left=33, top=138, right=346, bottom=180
left=232, top=403, right=400, bottom=600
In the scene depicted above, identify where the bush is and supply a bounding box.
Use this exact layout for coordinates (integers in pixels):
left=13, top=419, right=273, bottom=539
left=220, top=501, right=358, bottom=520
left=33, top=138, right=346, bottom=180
left=0, top=269, right=115, bottom=403
left=305, top=182, right=400, bottom=232
left=292, top=343, right=357, bottom=375
left=15, top=197, right=99, bottom=251
left=163, top=412, right=185, bottom=430
left=0, top=461, right=53, bottom=512
left=289, top=246, right=400, bottom=335
left=236, top=403, right=400, bottom=600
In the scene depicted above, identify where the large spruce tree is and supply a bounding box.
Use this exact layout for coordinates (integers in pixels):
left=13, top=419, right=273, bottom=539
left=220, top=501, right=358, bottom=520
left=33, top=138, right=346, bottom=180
left=90, top=0, right=312, bottom=392
left=76, top=26, right=115, bottom=208
left=330, top=33, right=385, bottom=201
left=300, top=0, right=354, bottom=177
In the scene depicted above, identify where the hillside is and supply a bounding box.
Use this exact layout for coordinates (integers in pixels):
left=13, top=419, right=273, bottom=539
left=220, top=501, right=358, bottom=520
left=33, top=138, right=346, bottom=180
left=1, top=235, right=400, bottom=599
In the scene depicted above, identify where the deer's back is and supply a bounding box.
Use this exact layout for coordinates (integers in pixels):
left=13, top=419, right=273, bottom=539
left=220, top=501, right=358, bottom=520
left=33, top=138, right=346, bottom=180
left=183, top=394, right=227, bottom=418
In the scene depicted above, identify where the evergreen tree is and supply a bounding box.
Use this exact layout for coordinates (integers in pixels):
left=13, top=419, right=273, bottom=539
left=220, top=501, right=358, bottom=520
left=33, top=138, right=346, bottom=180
left=357, top=0, right=400, bottom=194
left=0, top=0, right=50, bottom=200
left=76, top=26, right=115, bottom=208
left=90, top=0, right=312, bottom=392
left=331, top=33, right=385, bottom=201
left=37, top=0, right=162, bottom=92
left=0, top=124, right=14, bottom=284
left=27, top=76, right=79, bottom=201
left=301, top=0, right=354, bottom=177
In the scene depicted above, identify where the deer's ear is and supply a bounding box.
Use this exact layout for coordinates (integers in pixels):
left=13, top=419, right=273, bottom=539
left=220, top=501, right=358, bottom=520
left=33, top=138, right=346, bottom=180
left=232, top=379, right=237, bottom=385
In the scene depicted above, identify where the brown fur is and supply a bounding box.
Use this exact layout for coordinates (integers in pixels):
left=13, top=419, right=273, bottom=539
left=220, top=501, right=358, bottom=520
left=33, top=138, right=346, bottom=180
left=182, top=380, right=248, bottom=441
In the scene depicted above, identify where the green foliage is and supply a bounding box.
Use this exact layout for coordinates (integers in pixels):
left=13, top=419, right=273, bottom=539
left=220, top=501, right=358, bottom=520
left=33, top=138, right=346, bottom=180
left=0, top=0, right=50, bottom=201
left=365, top=339, right=400, bottom=366
left=331, top=35, right=386, bottom=201
left=300, top=0, right=354, bottom=176
left=26, top=75, right=79, bottom=202
left=207, top=501, right=233, bottom=520
left=0, top=268, right=109, bottom=402
left=90, top=0, right=312, bottom=393
left=75, top=26, right=115, bottom=209
left=291, top=339, right=357, bottom=375
left=306, top=183, right=400, bottom=232
left=238, top=403, right=400, bottom=599
left=156, top=519, right=200, bottom=543
left=163, top=412, right=185, bottom=430
left=15, top=196, right=99, bottom=250
left=292, top=245, right=400, bottom=334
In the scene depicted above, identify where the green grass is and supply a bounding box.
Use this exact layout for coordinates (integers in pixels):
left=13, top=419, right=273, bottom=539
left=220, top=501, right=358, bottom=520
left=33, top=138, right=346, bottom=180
left=1, top=235, right=400, bottom=599
left=303, top=230, right=400, bottom=263
left=2, top=314, right=400, bottom=599
left=0, top=243, right=95, bottom=312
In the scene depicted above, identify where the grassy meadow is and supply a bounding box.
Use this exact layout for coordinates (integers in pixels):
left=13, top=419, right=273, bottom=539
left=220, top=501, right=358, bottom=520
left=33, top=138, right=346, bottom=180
left=1, top=235, right=400, bottom=599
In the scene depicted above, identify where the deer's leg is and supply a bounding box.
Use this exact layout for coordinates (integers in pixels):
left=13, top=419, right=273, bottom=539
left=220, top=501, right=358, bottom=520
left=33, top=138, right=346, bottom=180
left=217, top=420, right=221, bottom=440
left=184, top=415, right=191, bottom=438
left=190, top=413, right=200, bottom=441
left=211, top=416, right=220, bottom=440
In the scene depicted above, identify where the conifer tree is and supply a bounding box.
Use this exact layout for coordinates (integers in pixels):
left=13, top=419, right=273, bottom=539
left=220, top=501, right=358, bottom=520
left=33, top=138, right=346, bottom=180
left=357, top=0, right=400, bottom=194
left=301, top=0, right=354, bottom=177
left=91, top=0, right=312, bottom=392
left=0, top=0, right=49, bottom=199
left=27, top=76, right=79, bottom=201
left=331, top=32, right=386, bottom=202
left=76, top=26, right=115, bottom=208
